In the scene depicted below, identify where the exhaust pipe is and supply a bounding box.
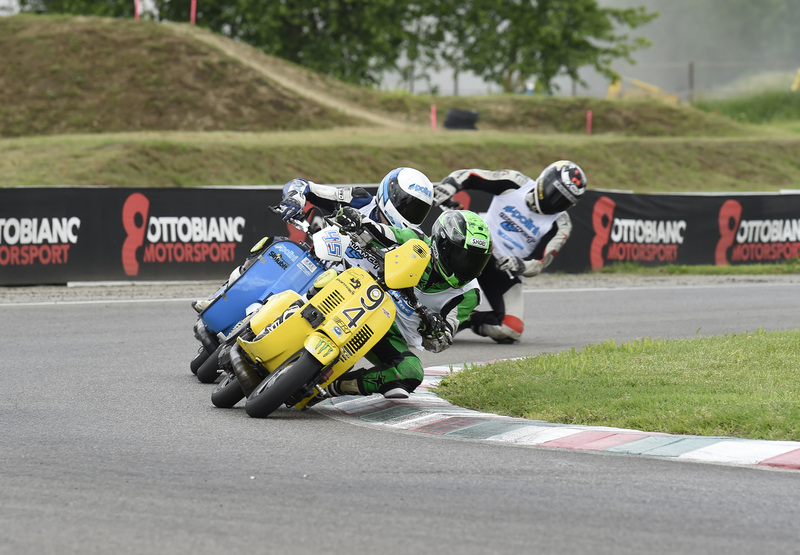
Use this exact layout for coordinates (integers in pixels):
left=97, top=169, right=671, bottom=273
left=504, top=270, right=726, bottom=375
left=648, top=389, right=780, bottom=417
left=230, top=344, right=263, bottom=397
left=193, top=319, right=219, bottom=354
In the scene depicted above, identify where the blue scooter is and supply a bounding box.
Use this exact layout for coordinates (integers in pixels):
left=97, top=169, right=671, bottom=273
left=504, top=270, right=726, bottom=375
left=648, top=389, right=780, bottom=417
left=190, top=210, right=325, bottom=383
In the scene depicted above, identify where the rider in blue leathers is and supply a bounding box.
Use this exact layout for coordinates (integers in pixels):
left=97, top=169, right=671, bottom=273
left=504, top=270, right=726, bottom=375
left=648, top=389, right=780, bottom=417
left=279, top=167, right=434, bottom=233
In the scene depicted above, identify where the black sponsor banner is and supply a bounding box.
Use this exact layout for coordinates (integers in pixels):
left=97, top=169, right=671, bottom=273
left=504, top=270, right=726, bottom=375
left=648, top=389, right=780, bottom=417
left=546, top=190, right=800, bottom=273
left=0, top=187, right=292, bottom=285
left=2, top=187, right=798, bottom=285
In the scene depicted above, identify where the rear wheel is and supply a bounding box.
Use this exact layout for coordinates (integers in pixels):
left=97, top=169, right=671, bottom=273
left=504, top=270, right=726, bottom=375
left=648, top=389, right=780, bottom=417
left=195, top=346, right=221, bottom=383
left=211, top=373, right=246, bottom=408
left=245, top=353, right=322, bottom=418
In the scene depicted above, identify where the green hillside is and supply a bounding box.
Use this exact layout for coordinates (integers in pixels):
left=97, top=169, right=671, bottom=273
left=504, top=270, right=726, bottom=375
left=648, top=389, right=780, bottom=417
left=1, top=14, right=799, bottom=192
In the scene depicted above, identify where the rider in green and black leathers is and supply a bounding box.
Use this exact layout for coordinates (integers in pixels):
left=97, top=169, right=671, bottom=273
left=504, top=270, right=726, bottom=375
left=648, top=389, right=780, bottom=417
left=324, top=207, right=493, bottom=399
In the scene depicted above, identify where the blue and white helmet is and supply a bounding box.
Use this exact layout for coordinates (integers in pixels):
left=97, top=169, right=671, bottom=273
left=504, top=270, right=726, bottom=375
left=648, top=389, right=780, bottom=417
left=375, top=167, right=434, bottom=230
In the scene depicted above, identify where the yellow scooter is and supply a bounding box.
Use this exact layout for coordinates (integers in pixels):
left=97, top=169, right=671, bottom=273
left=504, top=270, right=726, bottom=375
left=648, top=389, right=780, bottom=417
left=210, top=217, right=430, bottom=418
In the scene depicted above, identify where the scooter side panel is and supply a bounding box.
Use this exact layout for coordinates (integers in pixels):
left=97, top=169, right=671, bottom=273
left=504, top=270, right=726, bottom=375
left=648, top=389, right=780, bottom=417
left=202, top=241, right=323, bottom=334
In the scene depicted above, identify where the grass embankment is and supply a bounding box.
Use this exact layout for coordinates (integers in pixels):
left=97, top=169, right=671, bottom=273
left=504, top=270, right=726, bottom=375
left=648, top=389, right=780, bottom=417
left=3, top=131, right=800, bottom=191
left=695, top=90, right=800, bottom=125
left=437, top=330, right=800, bottom=441
left=0, top=15, right=361, bottom=137
left=2, top=15, right=800, bottom=192
left=0, top=15, right=750, bottom=139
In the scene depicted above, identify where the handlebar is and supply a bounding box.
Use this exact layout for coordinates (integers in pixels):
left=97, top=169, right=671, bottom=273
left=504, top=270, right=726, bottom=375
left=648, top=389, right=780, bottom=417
left=268, top=205, right=310, bottom=233
left=274, top=204, right=440, bottom=332
left=271, top=202, right=386, bottom=263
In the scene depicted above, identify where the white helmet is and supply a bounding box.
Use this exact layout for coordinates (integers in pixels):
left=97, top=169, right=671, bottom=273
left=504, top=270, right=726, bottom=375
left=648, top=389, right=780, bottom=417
left=375, top=167, right=434, bottom=229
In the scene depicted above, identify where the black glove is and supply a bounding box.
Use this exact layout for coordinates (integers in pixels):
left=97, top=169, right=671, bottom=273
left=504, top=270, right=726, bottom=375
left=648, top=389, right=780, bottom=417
left=334, top=206, right=363, bottom=232
left=418, top=311, right=453, bottom=353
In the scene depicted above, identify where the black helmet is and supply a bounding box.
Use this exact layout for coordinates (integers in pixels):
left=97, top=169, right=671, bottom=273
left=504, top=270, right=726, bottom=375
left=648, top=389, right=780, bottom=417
left=430, top=210, right=492, bottom=288
left=529, top=160, right=587, bottom=214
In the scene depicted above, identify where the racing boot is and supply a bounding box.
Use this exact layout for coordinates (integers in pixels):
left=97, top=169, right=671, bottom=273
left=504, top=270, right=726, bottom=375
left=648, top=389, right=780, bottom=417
left=380, top=385, right=410, bottom=399
left=326, top=376, right=410, bottom=399
left=325, top=374, right=364, bottom=397
left=466, top=311, right=521, bottom=344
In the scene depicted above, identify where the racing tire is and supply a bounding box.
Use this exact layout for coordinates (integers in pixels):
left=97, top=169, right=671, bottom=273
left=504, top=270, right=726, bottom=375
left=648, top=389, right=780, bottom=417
left=190, top=348, right=210, bottom=375
left=196, top=346, right=221, bottom=384
left=211, top=373, right=246, bottom=408
left=245, top=352, right=322, bottom=418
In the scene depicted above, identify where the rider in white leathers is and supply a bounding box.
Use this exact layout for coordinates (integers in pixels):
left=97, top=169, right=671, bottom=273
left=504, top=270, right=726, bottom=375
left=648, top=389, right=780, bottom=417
left=432, top=160, right=587, bottom=344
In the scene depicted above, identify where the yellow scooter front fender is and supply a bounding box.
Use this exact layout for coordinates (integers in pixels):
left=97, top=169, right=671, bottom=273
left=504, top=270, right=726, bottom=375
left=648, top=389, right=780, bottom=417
left=384, top=238, right=430, bottom=290
left=304, top=332, right=340, bottom=367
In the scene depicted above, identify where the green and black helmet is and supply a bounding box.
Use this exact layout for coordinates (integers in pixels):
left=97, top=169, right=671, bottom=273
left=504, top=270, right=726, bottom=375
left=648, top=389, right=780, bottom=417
left=430, top=210, right=493, bottom=288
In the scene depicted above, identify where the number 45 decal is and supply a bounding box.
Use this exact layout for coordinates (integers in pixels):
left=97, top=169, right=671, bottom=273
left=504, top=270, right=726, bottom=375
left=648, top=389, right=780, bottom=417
left=341, top=284, right=384, bottom=328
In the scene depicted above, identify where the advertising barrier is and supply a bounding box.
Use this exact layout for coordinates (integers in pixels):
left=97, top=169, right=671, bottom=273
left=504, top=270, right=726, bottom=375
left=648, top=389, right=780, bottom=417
left=549, top=190, right=800, bottom=273
left=0, top=187, right=290, bottom=285
left=1, top=186, right=799, bottom=285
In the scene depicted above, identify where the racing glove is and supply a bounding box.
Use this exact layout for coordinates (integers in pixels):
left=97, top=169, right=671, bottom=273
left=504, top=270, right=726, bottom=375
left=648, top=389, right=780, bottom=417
left=334, top=206, right=363, bottom=232
left=496, top=256, right=525, bottom=277
left=432, top=181, right=458, bottom=207
left=419, top=311, right=454, bottom=353
left=522, top=258, right=544, bottom=277
left=279, top=189, right=306, bottom=220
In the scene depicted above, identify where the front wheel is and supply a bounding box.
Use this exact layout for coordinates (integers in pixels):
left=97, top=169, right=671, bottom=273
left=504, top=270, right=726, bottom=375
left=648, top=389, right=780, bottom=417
left=190, top=347, right=211, bottom=375
left=211, top=373, right=246, bottom=408
left=245, top=353, right=322, bottom=418
left=196, top=346, right=221, bottom=384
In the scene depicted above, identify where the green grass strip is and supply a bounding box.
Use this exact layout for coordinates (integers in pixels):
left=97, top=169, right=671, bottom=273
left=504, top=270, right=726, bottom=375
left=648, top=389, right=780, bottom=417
left=436, top=329, right=800, bottom=441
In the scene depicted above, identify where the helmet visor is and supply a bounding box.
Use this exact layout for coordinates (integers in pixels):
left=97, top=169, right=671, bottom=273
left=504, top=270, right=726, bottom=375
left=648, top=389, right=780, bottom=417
left=388, top=188, right=431, bottom=225
left=537, top=179, right=574, bottom=214
left=540, top=186, right=573, bottom=213
left=437, top=240, right=491, bottom=287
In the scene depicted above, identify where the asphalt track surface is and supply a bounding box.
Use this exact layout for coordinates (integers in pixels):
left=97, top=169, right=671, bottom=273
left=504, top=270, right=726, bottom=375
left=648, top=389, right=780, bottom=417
left=2, top=275, right=799, bottom=555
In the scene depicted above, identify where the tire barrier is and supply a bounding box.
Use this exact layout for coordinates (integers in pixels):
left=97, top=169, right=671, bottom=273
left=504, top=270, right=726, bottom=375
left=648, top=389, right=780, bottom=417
left=443, top=109, right=480, bottom=130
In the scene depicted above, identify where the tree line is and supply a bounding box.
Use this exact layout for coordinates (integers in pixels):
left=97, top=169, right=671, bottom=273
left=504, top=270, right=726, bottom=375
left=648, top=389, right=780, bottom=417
left=19, top=0, right=659, bottom=93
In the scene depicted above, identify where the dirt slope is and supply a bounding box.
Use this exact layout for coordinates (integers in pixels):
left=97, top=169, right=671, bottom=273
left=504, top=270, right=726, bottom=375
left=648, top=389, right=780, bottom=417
left=165, top=23, right=411, bottom=130
left=0, top=15, right=749, bottom=139
left=0, top=15, right=392, bottom=137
